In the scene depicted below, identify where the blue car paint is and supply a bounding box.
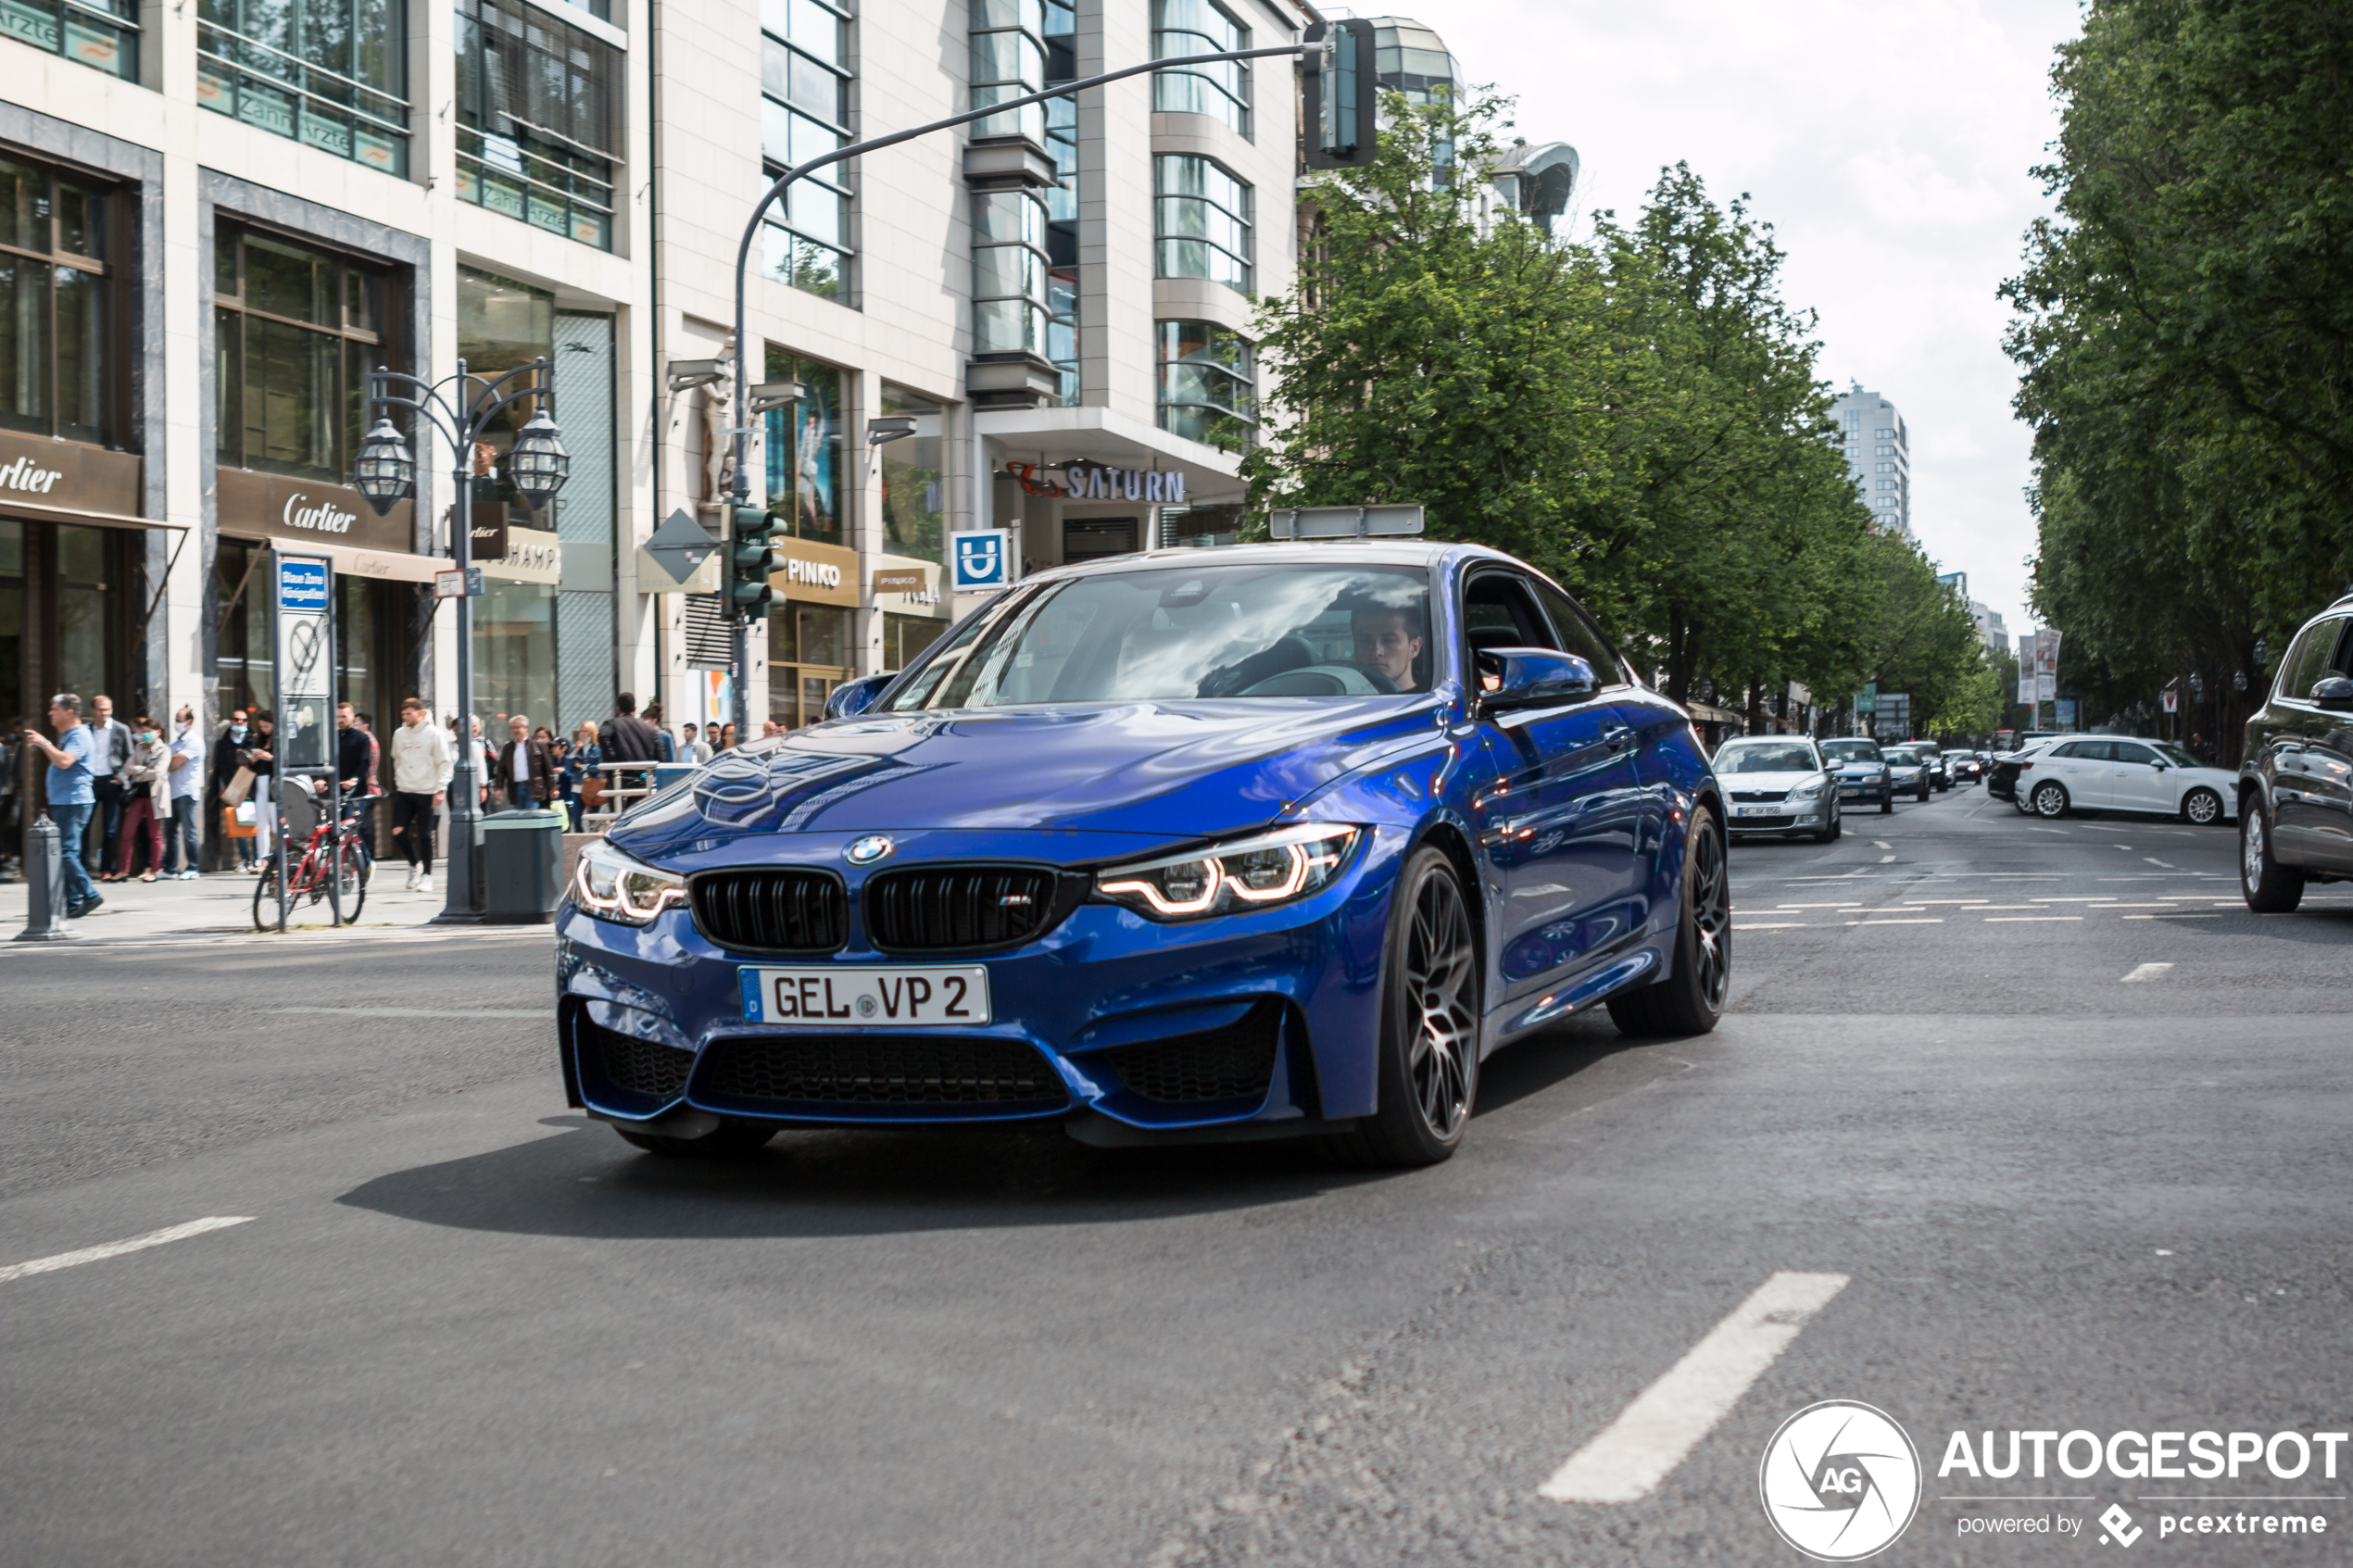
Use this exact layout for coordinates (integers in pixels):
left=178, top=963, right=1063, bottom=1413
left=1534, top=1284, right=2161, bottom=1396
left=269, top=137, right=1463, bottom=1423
left=559, top=543, right=1724, bottom=1141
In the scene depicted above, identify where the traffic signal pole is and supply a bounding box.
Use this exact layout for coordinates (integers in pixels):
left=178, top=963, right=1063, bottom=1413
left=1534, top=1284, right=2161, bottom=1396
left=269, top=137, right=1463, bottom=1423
left=722, top=31, right=1371, bottom=743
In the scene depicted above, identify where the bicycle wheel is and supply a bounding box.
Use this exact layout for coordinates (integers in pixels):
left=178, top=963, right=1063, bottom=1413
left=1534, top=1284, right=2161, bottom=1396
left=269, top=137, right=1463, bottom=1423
left=252, top=863, right=287, bottom=931
left=333, top=839, right=368, bottom=924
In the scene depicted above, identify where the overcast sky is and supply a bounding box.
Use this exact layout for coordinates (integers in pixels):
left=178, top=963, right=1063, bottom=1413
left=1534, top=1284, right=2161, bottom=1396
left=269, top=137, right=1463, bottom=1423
left=1390, top=0, right=2083, bottom=645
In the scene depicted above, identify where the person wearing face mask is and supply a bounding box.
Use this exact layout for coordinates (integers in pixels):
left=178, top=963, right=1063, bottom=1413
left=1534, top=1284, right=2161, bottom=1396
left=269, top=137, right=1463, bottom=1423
left=165, top=706, right=207, bottom=879
left=212, top=709, right=259, bottom=869
left=107, top=718, right=170, bottom=882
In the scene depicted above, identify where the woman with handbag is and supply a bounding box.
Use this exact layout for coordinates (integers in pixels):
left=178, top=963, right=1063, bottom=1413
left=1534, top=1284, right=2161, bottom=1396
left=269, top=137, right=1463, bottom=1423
left=107, top=718, right=171, bottom=881
left=567, top=721, right=603, bottom=830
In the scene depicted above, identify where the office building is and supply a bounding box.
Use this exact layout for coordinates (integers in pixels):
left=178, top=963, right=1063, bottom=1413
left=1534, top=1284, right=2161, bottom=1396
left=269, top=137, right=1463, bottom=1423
left=1831, top=383, right=1909, bottom=538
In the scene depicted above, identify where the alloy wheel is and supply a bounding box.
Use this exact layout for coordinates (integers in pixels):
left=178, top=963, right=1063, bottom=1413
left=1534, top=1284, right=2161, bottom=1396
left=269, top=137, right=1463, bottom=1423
left=1403, top=869, right=1477, bottom=1140
left=2243, top=809, right=2265, bottom=888
left=1688, top=824, right=1731, bottom=1009
left=2184, top=789, right=2221, bottom=826
left=2032, top=782, right=2068, bottom=818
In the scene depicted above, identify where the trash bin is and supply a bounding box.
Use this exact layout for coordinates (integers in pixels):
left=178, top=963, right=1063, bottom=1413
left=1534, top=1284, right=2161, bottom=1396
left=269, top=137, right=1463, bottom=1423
left=481, top=808, right=567, bottom=924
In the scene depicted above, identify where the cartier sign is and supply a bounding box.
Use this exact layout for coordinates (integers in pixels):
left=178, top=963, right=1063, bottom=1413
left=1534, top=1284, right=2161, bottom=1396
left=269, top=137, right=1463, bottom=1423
left=0, top=430, right=145, bottom=522
left=218, top=466, right=411, bottom=553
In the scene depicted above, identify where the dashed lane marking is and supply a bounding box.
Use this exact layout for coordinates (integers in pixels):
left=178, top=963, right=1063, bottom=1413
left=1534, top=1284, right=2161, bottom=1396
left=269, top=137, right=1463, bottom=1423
left=2121, top=962, right=2175, bottom=983
left=1539, top=1272, right=1850, bottom=1504
left=1844, top=918, right=1942, bottom=925
left=1871, top=841, right=1892, bottom=849
left=1985, top=916, right=2083, bottom=922
left=1880, top=855, right=1896, bottom=863
left=271, top=1007, right=547, bottom=1019
left=0, top=1217, right=254, bottom=1285
left=2145, top=858, right=2177, bottom=869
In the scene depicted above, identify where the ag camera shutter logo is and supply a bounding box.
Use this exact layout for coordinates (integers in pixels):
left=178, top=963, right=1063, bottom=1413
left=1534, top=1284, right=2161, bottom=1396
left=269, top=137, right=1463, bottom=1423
left=1759, top=1400, right=1921, bottom=1561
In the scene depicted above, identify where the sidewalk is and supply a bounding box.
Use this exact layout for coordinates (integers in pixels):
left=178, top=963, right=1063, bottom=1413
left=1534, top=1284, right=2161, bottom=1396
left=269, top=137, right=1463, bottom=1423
left=0, top=863, right=497, bottom=947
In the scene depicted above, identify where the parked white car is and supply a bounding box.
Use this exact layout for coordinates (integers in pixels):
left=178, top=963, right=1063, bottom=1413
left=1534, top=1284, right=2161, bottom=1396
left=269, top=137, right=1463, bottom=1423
left=2012, top=737, right=2238, bottom=824
left=1714, top=735, right=1842, bottom=843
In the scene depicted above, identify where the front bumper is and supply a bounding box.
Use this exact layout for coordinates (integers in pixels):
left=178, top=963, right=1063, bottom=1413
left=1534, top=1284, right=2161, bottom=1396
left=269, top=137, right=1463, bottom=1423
left=555, top=829, right=1402, bottom=1137
left=1727, top=797, right=1834, bottom=834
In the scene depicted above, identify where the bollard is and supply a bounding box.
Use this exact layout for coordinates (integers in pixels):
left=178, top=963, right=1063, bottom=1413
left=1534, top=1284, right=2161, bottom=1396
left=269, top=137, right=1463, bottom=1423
left=13, top=812, right=77, bottom=942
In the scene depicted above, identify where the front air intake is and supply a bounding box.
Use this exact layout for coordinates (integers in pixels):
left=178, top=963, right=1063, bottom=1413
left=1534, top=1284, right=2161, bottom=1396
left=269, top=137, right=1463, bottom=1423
left=695, top=1035, right=1069, bottom=1111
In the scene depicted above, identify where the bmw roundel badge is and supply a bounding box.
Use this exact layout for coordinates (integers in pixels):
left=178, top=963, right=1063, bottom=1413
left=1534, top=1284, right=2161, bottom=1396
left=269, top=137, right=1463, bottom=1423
left=845, top=834, right=894, bottom=866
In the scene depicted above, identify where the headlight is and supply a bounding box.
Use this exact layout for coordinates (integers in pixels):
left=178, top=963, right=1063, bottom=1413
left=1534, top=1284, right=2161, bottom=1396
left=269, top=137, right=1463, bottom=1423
left=572, top=839, right=687, bottom=927
left=1791, top=780, right=1825, bottom=800
left=1095, top=823, right=1360, bottom=922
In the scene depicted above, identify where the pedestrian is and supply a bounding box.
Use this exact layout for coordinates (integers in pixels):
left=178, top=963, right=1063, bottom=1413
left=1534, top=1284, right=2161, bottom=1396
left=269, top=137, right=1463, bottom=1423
left=245, top=713, right=278, bottom=860
left=165, top=705, right=206, bottom=878
left=680, top=722, right=711, bottom=765
left=600, top=691, right=661, bottom=762
left=211, top=709, right=262, bottom=869
left=644, top=702, right=677, bottom=762
left=21, top=693, right=102, bottom=917
left=85, top=692, right=132, bottom=871
left=565, top=720, right=603, bottom=829
left=491, top=714, right=558, bottom=809
left=717, top=721, right=736, bottom=752
left=109, top=717, right=170, bottom=882
left=389, top=697, right=452, bottom=893
left=761, top=719, right=781, bottom=738
left=336, top=702, right=384, bottom=873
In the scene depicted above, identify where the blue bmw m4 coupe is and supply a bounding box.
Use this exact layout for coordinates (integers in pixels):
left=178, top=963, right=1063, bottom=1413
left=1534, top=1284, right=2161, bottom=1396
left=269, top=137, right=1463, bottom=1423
left=557, top=542, right=1729, bottom=1167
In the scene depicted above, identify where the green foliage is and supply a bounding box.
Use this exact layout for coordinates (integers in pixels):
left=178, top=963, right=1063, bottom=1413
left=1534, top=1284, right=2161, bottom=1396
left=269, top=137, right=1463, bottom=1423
left=2005, top=0, right=2353, bottom=751
left=1245, top=90, right=1990, bottom=731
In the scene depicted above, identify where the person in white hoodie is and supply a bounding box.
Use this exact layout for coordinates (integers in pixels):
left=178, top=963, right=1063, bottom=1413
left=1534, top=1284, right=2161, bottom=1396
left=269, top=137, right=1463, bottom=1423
left=388, top=696, right=454, bottom=893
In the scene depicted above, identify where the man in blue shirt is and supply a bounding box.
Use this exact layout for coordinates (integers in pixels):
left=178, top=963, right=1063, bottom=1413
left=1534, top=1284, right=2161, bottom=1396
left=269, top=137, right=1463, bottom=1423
left=22, top=693, right=103, bottom=917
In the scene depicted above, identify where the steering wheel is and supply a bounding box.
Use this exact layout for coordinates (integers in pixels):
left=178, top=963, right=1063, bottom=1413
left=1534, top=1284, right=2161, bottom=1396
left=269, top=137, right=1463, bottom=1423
left=1239, top=661, right=1400, bottom=697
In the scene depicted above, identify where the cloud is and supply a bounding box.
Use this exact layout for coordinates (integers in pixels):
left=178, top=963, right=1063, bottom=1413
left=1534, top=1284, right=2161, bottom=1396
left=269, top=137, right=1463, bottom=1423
left=1402, top=0, right=2081, bottom=639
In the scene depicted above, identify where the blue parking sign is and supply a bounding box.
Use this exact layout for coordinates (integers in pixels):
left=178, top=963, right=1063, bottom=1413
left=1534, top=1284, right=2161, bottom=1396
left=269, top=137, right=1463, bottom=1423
left=276, top=557, right=331, bottom=610
left=951, top=529, right=1012, bottom=591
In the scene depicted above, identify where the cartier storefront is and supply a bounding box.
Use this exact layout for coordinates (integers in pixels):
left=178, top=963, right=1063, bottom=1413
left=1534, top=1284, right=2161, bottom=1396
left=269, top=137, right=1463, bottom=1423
left=0, top=428, right=157, bottom=734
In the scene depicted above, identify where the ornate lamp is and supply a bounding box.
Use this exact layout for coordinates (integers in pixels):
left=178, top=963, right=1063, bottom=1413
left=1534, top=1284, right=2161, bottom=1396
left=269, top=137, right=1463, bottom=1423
left=506, top=409, right=572, bottom=510
left=352, top=417, right=416, bottom=516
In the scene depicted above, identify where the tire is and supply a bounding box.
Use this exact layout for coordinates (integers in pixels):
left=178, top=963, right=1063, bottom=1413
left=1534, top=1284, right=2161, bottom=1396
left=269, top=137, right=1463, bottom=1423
left=1815, top=801, right=1842, bottom=843
left=2182, top=787, right=2223, bottom=827
left=1918, top=780, right=1931, bottom=802
left=251, top=864, right=285, bottom=931
left=2030, top=780, right=2070, bottom=819
left=1323, top=845, right=1479, bottom=1169
left=1607, top=803, right=1730, bottom=1038
left=1879, top=786, right=1894, bottom=815
left=2240, top=798, right=2304, bottom=912
left=615, top=1120, right=776, bottom=1157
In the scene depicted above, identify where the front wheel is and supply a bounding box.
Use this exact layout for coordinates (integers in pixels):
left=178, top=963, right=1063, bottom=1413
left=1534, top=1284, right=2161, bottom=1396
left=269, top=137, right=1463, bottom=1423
left=2240, top=799, right=2304, bottom=912
left=1879, top=786, right=1894, bottom=815
left=1324, top=845, right=1479, bottom=1169
left=2030, top=781, right=2070, bottom=818
left=1607, top=803, right=1730, bottom=1038
left=2182, top=787, right=2223, bottom=827
left=333, top=841, right=368, bottom=923
left=1815, top=801, right=1842, bottom=843
left=252, top=864, right=286, bottom=931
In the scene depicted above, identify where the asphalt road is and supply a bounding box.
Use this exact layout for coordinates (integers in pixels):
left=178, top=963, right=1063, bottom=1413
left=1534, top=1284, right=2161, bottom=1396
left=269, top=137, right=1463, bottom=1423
left=5, top=781, right=2351, bottom=1566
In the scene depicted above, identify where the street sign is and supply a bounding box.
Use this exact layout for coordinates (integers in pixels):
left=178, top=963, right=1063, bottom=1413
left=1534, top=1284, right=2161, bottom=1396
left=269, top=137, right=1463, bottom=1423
left=276, top=556, right=330, bottom=613
left=2162, top=689, right=2179, bottom=714
left=950, top=529, right=1012, bottom=591
left=435, top=570, right=466, bottom=599
left=638, top=508, right=724, bottom=594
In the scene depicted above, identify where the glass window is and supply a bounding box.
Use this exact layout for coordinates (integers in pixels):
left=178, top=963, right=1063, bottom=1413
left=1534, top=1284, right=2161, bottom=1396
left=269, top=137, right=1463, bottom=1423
left=883, top=610, right=945, bottom=671
left=199, top=0, right=409, bottom=174
left=2276, top=617, right=2348, bottom=704
left=1152, top=0, right=1249, bottom=137
left=1527, top=576, right=1628, bottom=686
left=0, top=157, right=112, bottom=446
left=456, top=266, right=554, bottom=508
left=455, top=0, right=620, bottom=249
left=970, top=0, right=1047, bottom=145
left=761, top=0, right=853, bottom=301
left=885, top=563, right=1434, bottom=709
left=1155, top=320, right=1252, bottom=446
left=2110, top=741, right=2160, bottom=766
left=1155, top=155, right=1252, bottom=293
left=6, top=0, right=137, bottom=80
left=878, top=383, right=946, bottom=572
left=973, top=187, right=1050, bottom=357
left=1821, top=739, right=1882, bottom=763
left=1041, top=0, right=1079, bottom=403
left=762, top=348, right=845, bottom=546
left=216, top=228, right=391, bottom=482
left=1716, top=741, right=1819, bottom=773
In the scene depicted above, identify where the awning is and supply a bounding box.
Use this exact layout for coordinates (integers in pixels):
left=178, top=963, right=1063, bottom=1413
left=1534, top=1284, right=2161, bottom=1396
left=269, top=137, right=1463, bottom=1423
left=321, top=543, right=446, bottom=583
left=1686, top=702, right=1745, bottom=726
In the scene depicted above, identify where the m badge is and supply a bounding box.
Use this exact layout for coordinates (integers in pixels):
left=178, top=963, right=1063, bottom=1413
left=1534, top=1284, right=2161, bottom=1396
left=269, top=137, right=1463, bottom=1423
left=951, top=529, right=1013, bottom=592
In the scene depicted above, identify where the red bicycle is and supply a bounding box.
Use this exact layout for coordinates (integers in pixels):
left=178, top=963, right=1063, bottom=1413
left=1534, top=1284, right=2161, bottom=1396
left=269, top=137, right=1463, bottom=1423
left=252, top=781, right=370, bottom=929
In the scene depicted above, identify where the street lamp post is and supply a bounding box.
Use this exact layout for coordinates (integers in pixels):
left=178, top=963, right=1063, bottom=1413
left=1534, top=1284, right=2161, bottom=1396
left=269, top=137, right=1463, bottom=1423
left=720, top=41, right=1317, bottom=743
left=354, top=361, right=571, bottom=922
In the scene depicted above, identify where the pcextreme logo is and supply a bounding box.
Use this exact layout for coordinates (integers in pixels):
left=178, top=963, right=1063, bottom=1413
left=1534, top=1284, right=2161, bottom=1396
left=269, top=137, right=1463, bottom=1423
left=1760, top=1400, right=1923, bottom=1561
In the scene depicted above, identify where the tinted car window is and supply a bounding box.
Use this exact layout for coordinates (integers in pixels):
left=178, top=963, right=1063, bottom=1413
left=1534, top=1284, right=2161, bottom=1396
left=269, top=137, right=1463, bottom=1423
left=884, top=563, right=1435, bottom=709
left=2275, top=618, right=2348, bottom=704
left=1527, top=577, right=1629, bottom=688
left=1821, top=739, right=1882, bottom=763
left=2111, top=741, right=2160, bottom=766
left=2050, top=740, right=2097, bottom=759
left=1717, top=742, right=1818, bottom=773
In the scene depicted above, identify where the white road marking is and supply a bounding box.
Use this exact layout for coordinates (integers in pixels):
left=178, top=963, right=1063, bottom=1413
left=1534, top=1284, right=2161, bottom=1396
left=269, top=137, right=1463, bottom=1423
left=1985, top=916, right=2083, bottom=922
left=1539, top=1271, right=1850, bottom=1504
left=271, top=1006, right=547, bottom=1019
left=2145, top=858, right=2177, bottom=869
left=2120, top=962, right=2174, bottom=983
left=0, top=1216, right=254, bottom=1285
left=1844, top=918, right=1941, bottom=925
left=1879, top=855, right=1896, bottom=863
left=1871, top=841, right=1891, bottom=849
left=2125, top=913, right=2219, bottom=920
left=1734, top=922, right=1812, bottom=930
left=2115, top=845, right=2134, bottom=850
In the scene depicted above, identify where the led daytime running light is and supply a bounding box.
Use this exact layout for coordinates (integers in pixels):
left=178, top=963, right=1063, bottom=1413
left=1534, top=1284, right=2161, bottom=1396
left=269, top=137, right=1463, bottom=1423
left=572, top=842, right=687, bottom=925
left=1096, top=824, right=1359, bottom=921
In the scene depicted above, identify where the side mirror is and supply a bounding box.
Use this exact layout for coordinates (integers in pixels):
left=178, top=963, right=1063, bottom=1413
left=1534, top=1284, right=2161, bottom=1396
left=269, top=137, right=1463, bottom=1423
left=2312, top=676, right=2353, bottom=712
left=1476, top=647, right=1597, bottom=714
left=824, top=673, right=894, bottom=721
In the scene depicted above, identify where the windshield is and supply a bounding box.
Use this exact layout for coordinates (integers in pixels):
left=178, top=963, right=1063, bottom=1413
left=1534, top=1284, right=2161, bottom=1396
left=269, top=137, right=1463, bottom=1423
left=1821, top=740, right=1882, bottom=763
left=1717, top=742, right=1818, bottom=773
left=881, top=563, right=1434, bottom=710
left=1884, top=748, right=1919, bottom=764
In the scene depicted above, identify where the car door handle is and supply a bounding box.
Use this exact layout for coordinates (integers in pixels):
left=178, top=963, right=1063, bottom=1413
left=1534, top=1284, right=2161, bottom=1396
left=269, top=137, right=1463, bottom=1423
left=1603, top=724, right=1636, bottom=750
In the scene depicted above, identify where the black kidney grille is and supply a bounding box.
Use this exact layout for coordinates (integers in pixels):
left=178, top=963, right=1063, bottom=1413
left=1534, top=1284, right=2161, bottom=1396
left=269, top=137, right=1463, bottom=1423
left=862, top=866, right=1059, bottom=950
left=690, top=869, right=847, bottom=953
left=1106, top=1006, right=1280, bottom=1106
left=697, top=1035, right=1067, bottom=1109
left=584, top=1019, right=693, bottom=1102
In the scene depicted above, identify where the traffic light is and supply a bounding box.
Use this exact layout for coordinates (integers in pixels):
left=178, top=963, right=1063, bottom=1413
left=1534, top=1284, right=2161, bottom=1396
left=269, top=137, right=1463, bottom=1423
left=727, top=503, right=779, bottom=619
left=1302, top=19, right=1377, bottom=169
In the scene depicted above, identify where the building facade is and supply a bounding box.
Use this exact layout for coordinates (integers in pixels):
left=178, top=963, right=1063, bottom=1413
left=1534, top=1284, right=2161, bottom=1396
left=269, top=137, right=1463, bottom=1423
left=1831, top=382, right=1909, bottom=538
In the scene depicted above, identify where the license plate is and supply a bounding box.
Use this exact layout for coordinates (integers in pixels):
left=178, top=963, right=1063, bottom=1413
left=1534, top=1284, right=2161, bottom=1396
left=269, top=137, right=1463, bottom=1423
left=1839, top=785, right=1862, bottom=796
left=739, top=966, right=992, bottom=1026
left=1735, top=805, right=1780, bottom=817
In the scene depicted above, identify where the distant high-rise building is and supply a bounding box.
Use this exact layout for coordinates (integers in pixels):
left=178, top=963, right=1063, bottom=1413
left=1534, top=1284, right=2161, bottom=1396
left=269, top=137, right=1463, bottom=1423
left=1970, top=602, right=2008, bottom=657
left=1831, top=383, right=1910, bottom=538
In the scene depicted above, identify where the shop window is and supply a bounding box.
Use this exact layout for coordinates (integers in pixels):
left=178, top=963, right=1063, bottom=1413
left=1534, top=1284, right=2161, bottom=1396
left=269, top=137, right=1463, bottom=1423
left=1154, top=155, right=1251, bottom=293
left=0, top=156, right=115, bottom=447
left=1151, top=0, right=1249, bottom=137
left=6, top=0, right=137, bottom=80
left=762, top=347, right=845, bottom=546
left=759, top=0, right=853, bottom=300
left=768, top=602, right=849, bottom=730
left=199, top=0, right=409, bottom=175
left=213, top=535, right=275, bottom=718
left=883, top=610, right=944, bottom=672
left=878, top=383, right=946, bottom=574
left=973, top=187, right=1050, bottom=358
left=457, top=0, right=621, bottom=250
left=215, top=227, right=394, bottom=483
left=1155, top=320, right=1252, bottom=446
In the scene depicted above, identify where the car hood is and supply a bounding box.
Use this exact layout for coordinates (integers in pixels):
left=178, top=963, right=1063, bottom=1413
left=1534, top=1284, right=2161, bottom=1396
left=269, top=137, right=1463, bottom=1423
left=607, top=697, right=1446, bottom=856
left=1827, top=759, right=1888, bottom=773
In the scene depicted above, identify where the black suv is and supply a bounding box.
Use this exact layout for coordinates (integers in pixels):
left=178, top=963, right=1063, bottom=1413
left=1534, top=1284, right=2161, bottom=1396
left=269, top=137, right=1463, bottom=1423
left=2239, top=593, right=2353, bottom=911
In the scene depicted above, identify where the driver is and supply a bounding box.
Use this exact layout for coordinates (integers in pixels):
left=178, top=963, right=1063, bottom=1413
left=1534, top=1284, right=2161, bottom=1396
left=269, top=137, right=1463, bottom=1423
left=1351, top=605, right=1424, bottom=692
